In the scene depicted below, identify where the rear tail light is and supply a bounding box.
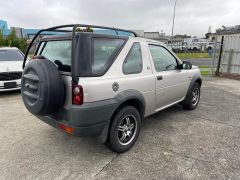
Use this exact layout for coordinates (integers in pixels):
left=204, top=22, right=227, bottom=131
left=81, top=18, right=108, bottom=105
left=72, top=84, right=83, bottom=105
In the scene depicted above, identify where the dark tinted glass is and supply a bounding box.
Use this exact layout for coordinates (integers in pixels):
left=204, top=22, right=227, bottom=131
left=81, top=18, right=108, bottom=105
left=149, top=45, right=177, bottom=72
left=93, top=38, right=124, bottom=73
left=123, top=43, right=142, bottom=74
left=41, top=41, right=71, bottom=66
left=40, top=40, right=71, bottom=72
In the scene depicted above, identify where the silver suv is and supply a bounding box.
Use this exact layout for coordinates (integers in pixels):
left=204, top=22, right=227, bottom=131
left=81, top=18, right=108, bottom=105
left=21, top=24, right=202, bottom=153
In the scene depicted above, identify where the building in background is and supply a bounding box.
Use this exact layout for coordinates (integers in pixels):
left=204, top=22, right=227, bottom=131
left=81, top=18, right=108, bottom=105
left=0, top=20, right=11, bottom=36
left=1, top=19, right=211, bottom=53
left=144, top=31, right=170, bottom=43
left=133, top=30, right=144, bottom=37
left=0, top=20, right=7, bottom=29
left=0, top=19, right=41, bottom=39
left=1, top=20, right=140, bottom=39
left=134, top=29, right=211, bottom=52
left=208, top=25, right=240, bottom=42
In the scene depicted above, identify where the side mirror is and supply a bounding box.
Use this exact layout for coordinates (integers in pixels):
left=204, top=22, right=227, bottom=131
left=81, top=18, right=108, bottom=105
left=179, top=61, right=192, bottom=69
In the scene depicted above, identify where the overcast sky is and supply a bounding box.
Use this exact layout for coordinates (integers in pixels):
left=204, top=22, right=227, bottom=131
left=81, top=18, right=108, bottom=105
left=1, top=0, right=240, bottom=37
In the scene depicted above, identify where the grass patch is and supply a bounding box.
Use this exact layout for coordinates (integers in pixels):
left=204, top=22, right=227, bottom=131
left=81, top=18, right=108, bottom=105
left=176, top=53, right=210, bottom=59
left=198, top=66, right=209, bottom=69
left=198, top=65, right=214, bottom=76
left=200, top=71, right=210, bottom=75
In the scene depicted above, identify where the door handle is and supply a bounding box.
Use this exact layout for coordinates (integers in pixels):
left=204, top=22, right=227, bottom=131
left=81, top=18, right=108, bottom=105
left=157, top=75, right=163, bottom=80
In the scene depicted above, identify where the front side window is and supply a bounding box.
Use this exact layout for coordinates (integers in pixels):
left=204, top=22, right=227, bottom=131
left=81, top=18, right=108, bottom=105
left=40, top=40, right=71, bottom=71
left=92, top=38, right=125, bottom=74
left=123, top=42, right=142, bottom=74
left=149, top=45, right=178, bottom=72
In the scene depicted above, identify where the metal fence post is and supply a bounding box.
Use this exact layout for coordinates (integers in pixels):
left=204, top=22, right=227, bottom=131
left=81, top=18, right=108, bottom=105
left=216, top=36, right=224, bottom=76
left=211, top=43, right=217, bottom=76
left=227, top=49, right=234, bottom=73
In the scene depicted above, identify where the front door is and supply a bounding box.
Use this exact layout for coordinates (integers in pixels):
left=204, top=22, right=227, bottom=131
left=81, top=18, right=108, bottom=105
left=148, top=44, right=189, bottom=110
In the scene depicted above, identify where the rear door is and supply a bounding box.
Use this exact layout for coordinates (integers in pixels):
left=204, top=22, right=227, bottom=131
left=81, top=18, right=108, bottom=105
left=148, top=43, right=189, bottom=110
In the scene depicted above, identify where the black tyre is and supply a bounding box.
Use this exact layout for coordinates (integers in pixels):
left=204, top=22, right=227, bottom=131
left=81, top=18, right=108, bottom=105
left=183, top=83, right=200, bottom=110
left=106, top=106, right=141, bottom=153
left=192, top=47, right=197, bottom=52
left=21, top=59, right=65, bottom=115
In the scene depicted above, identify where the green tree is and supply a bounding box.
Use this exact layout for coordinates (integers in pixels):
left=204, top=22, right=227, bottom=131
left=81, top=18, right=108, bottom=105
left=0, top=28, right=27, bottom=52
left=0, top=28, right=8, bottom=47
left=76, top=27, right=93, bottom=32
left=7, top=28, right=17, bottom=46
left=18, top=38, right=27, bottom=53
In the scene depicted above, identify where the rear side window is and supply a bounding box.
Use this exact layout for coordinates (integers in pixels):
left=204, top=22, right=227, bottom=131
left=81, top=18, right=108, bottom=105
left=40, top=40, right=71, bottom=71
left=123, top=43, right=142, bottom=74
left=92, top=38, right=125, bottom=74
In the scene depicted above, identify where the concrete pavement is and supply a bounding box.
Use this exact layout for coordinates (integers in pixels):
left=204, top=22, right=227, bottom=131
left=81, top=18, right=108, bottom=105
left=0, top=77, right=240, bottom=179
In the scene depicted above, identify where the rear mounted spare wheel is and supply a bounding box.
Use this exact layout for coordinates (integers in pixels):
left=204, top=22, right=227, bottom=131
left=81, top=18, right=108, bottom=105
left=21, top=59, right=65, bottom=115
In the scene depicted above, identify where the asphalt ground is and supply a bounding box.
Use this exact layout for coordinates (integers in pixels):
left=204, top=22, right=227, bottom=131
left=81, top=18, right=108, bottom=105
left=0, top=77, right=240, bottom=180
left=186, top=58, right=216, bottom=67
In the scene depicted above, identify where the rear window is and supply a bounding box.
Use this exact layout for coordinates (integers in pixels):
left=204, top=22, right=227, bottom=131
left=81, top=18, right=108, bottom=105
left=92, top=38, right=125, bottom=74
left=39, top=40, right=71, bottom=72
left=37, top=37, right=125, bottom=75
left=0, top=49, right=24, bottom=61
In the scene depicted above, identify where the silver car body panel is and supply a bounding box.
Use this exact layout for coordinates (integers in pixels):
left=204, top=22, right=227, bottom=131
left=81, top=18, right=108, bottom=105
left=59, top=37, right=200, bottom=117
left=60, top=37, right=202, bottom=117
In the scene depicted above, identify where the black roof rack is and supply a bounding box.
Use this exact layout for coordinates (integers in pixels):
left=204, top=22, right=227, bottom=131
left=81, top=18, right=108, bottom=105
left=23, top=24, right=137, bottom=69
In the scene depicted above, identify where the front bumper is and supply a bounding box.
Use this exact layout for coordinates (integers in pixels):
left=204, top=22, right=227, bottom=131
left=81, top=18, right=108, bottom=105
left=0, top=79, right=21, bottom=92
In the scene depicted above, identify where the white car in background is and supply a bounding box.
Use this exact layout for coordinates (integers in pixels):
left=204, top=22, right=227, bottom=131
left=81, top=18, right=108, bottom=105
left=0, top=47, right=24, bottom=91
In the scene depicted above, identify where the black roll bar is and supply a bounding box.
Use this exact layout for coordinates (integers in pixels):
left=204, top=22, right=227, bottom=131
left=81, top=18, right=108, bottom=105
left=22, top=24, right=137, bottom=69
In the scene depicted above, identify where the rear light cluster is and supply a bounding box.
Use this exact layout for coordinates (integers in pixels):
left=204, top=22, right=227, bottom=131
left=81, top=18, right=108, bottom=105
left=72, top=84, right=83, bottom=105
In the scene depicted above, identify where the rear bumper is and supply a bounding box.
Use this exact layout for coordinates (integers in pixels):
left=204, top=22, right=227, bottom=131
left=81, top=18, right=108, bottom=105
left=37, top=115, right=110, bottom=136
left=36, top=98, right=118, bottom=137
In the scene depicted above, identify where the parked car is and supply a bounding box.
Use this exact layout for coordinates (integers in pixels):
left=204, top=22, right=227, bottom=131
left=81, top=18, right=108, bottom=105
left=0, top=47, right=24, bottom=91
left=21, top=24, right=202, bottom=153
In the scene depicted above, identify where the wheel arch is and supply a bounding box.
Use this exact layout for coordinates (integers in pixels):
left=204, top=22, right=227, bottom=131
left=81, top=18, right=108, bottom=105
left=182, top=74, right=202, bottom=105
left=191, top=74, right=202, bottom=88
left=112, top=90, right=145, bottom=119
left=98, top=90, right=145, bottom=143
left=111, top=98, right=145, bottom=121
left=196, top=78, right=202, bottom=87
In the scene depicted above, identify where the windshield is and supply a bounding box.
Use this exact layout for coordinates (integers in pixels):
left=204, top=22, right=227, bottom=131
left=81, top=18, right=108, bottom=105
left=39, top=40, right=71, bottom=72
left=0, top=49, right=24, bottom=61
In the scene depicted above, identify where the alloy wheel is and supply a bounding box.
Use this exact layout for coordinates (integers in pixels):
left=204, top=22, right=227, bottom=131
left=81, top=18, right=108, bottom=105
left=117, top=115, right=137, bottom=146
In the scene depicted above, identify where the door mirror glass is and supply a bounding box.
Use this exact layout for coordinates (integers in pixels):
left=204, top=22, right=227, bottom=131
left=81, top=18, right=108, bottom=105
left=181, top=61, right=192, bottom=69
